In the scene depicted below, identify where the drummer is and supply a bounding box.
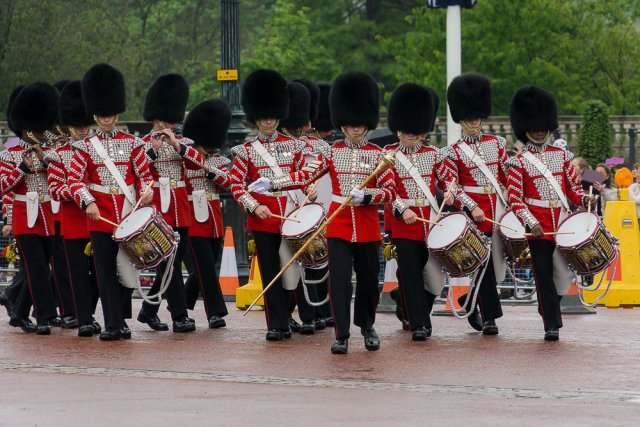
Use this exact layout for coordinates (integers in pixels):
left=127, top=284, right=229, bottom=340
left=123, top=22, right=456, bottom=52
left=68, top=64, right=153, bottom=341
left=506, top=85, right=595, bottom=341
left=384, top=83, right=453, bottom=341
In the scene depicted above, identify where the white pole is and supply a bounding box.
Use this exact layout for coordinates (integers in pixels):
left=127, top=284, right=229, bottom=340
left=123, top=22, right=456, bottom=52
left=446, top=5, right=462, bottom=146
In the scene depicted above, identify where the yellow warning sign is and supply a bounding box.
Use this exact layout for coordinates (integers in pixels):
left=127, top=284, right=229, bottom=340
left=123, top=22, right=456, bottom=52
left=217, top=69, right=238, bottom=81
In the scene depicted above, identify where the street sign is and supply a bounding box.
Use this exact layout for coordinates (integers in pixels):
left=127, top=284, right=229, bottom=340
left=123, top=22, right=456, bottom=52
left=217, top=69, right=239, bottom=81
left=426, top=0, right=477, bottom=8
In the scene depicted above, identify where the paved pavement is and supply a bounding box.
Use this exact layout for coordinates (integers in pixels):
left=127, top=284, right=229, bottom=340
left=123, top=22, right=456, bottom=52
left=1, top=301, right=639, bottom=426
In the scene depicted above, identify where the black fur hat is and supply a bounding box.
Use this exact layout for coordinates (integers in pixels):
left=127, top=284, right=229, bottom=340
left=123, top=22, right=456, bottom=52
left=143, top=73, right=189, bottom=123
left=294, top=79, right=320, bottom=122
left=387, top=83, right=435, bottom=135
left=446, top=73, right=492, bottom=123
left=509, top=85, right=558, bottom=143
left=330, top=72, right=380, bottom=130
left=182, top=99, right=231, bottom=149
left=280, top=82, right=310, bottom=131
left=428, top=88, right=440, bottom=132
left=9, top=82, right=59, bottom=134
left=53, top=80, right=71, bottom=93
left=6, top=85, right=25, bottom=136
left=59, top=80, right=94, bottom=127
left=241, top=69, right=288, bottom=124
left=82, top=63, right=126, bottom=116
left=313, top=83, right=332, bottom=132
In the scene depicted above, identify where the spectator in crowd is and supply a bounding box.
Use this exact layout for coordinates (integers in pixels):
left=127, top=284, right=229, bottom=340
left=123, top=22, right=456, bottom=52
left=593, top=163, right=618, bottom=216
left=629, top=162, right=640, bottom=220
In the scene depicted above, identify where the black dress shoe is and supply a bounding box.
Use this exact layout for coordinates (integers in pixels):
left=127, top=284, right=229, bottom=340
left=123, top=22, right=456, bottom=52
left=282, top=329, right=292, bottom=339
left=208, top=316, right=226, bottom=329
left=458, top=295, right=482, bottom=331
left=137, top=309, right=169, bottom=331
left=266, top=329, right=284, bottom=341
left=99, top=328, right=122, bottom=341
left=9, top=317, right=37, bottom=333
left=314, top=318, right=326, bottom=331
left=300, top=322, right=315, bottom=335
left=402, top=319, right=411, bottom=331
left=288, top=317, right=301, bottom=333
left=173, top=317, right=196, bottom=333
left=482, top=319, right=499, bottom=336
left=120, top=323, right=132, bottom=339
left=0, top=291, right=15, bottom=318
left=361, top=327, right=380, bottom=351
left=91, top=320, right=102, bottom=335
left=48, top=316, right=62, bottom=327
left=412, top=326, right=429, bottom=341
left=61, top=315, right=78, bottom=329
left=544, top=329, right=559, bottom=341
left=322, top=316, right=335, bottom=328
left=78, top=325, right=94, bottom=337
left=331, top=338, right=348, bottom=354
left=36, top=324, right=51, bottom=335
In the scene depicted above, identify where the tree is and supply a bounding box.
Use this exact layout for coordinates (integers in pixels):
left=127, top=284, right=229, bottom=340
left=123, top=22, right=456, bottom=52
left=578, top=100, right=613, bottom=167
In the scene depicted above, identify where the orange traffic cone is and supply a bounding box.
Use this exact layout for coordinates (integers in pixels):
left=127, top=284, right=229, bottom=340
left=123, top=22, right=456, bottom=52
left=378, top=258, right=399, bottom=312
left=433, top=277, right=469, bottom=316
left=560, top=278, right=596, bottom=314
left=219, top=227, right=240, bottom=301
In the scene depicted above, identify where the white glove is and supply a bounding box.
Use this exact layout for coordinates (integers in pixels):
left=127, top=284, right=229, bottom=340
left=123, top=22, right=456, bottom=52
left=248, top=177, right=274, bottom=193
left=350, top=187, right=365, bottom=204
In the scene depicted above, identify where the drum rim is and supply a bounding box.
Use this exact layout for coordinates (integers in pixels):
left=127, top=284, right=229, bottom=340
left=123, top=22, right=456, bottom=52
left=427, top=212, right=470, bottom=250
left=280, top=202, right=326, bottom=238
left=555, top=211, right=600, bottom=248
left=113, top=206, right=157, bottom=241
left=498, top=210, right=526, bottom=240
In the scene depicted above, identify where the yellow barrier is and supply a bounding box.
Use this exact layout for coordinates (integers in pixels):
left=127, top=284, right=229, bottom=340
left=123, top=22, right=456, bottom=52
left=235, top=255, right=265, bottom=310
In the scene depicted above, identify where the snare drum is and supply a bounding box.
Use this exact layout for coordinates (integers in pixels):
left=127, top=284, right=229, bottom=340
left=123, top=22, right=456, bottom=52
left=281, top=203, right=328, bottom=268
left=498, top=211, right=532, bottom=268
left=427, top=212, right=490, bottom=277
left=555, top=211, right=618, bottom=275
left=113, top=206, right=178, bottom=269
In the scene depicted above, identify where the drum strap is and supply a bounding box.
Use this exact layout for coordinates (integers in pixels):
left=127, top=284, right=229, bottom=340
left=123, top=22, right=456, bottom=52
left=250, top=140, right=298, bottom=204
left=522, top=151, right=570, bottom=210
left=395, top=151, right=439, bottom=210
left=458, top=142, right=507, bottom=207
left=90, top=136, right=136, bottom=206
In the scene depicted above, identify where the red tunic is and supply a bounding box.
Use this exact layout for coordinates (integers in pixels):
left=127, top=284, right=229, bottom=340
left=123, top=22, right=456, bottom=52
left=506, top=143, right=585, bottom=241
left=440, top=133, right=508, bottom=233
left=67, top=130, right=153, bottom=234
left=143, top=133, right=207, bottom=228
left=0, top=140, right=55, bottom=236
left=2, top=192, right=14, bottom=226
left=229, top=132, right=308, bottom=233
left=186, top=153, right=230, bottom=238
left=46, top=142, right=89, bottom=239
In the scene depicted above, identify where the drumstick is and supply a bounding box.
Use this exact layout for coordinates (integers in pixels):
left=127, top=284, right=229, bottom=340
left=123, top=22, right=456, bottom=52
left=435, top=179, right=456, bottom=222
left=414, top=217, right=440, bottom=226
left=524, top=231, right=575, bottom=236
left=485, top=218, right=518, bottom=233
left=270, top=214, right=300, bottom=223
left=293, top=181, right=319, bottom=219
left=131, top=180, right=154, bottom=215
left=98, top=216, right=119, bottom=227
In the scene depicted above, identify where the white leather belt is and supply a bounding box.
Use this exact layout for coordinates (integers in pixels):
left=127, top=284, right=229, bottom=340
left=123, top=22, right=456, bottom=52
left=89, top=183, right=135, bottom=195
left=188, top=193, right=219, bottom=201
left=153, top=180, right=186, bottom=189
left=263, top=191, right=284, bottom=197
left=14, top=194, right=51, bottom=203
left=401, top=198, right=429, bottom=207
left=332, top=195, right=361, bottom=206
left=525, top=197, right=561, bottom=208
left=463, top=185, right=496, bottom=195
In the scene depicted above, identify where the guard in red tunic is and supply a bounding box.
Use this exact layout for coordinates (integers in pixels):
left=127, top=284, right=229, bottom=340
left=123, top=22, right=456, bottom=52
left=252, top=72, right=396, bottom=354
left=182, top=99, right=231, bottom=329
left=507, top=86, right=594, bottom=341
left=0, top=83, right=59, bottom=335
left=441, top=73, right=507, bottom=335
left=229, top=69, right=309, bottom=341
left=46, top=80, right=102, bottom=337
left=68, top=64, right=154, bottom=341
left=385, top=83, right=453, bottom=341
left=136, top=74, right=206, bottom=333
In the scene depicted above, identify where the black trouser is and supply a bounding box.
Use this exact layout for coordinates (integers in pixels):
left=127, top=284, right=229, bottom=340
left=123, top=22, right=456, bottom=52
left=395, top=238, right=437, bottom=331
left=51, top=221, right=74, bottom=317
left=305, top=266, right=331, bottom=320
left=253, top=230, right=289, bottom=331
left=90, top=231, right=130, bottom=330
left=289, top=277, right=317, bottom=324
left=3, top=259, right=26, bottom=305
left=184, top=236, right=228, bottom=319
left=141, top=227, right=188, bottom=321
left=14, top=234, right=57, bottom=323
left=88, top=256, right=100, bottom=315
left=328, top=238, right=380, bottom=340
left=528, top=239, right=563, bottom=331
left=63, top=238, right=95, bottom=326
left=460, top=232, right=503, bottom=321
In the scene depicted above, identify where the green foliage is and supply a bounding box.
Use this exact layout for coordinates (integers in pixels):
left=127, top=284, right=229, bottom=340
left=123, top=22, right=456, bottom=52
left=578, top=100, right=614, bottom=167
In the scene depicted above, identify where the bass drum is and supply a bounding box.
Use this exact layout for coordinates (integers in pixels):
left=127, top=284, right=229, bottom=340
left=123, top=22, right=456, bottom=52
left=281, top=203, right=328, bottom=268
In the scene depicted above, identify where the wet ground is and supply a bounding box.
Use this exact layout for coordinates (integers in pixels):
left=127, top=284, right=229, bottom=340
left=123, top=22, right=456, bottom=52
left=1, top=301, right=639, bottom=426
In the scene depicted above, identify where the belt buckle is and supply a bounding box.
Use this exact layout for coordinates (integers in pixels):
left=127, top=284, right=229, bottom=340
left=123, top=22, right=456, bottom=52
left=549, top=199, right=558, bottom=208
left=109, top=186, right=120, bottom=195
left=272, top=191, right=282, bottom=197
left=170, top=180, right=177, bottom=189
left=484, top=186, right=493, bottom=194
left=38, top=194, right=45, bottom=203
left=206, top=193, right=213, bottom=201
left=415, top=198, right=425, bottom=207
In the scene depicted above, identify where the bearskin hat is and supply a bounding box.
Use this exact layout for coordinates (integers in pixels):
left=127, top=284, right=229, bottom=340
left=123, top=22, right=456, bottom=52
left=509, top=85, right=558, bottom=143
left=313, top=83, right=332, bottom=132
left=330, top=72, right=380, bottom=130
left=428, top=88, right=440, bottom=132
left=6, top=85, right=25, bottom=136
left=59, top=80, right=94, bottom=127
left=387, top=83, right=435, bottom=135
left=143, top=73, right=189, bottom=123
left=53, top=80, right=71, bottom=93
left=280, top=82, right=310, bottom=131
left=241, top=69, right=288, bottom=124
left=9, top=82, right=59, bottom=134
left=446, top=73, right=492, bottom=123
left=294, top=79, right=320, bottom=122
left=182, top=99, right=231, bottom=149
left=82, top=63, right=126, bottom=116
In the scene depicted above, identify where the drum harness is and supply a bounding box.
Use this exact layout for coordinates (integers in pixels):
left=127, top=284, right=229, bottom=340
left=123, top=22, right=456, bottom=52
left=91, top=136, right=176, bottom=305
